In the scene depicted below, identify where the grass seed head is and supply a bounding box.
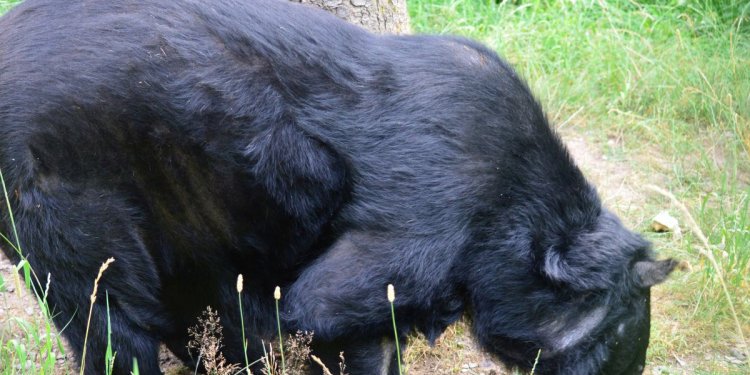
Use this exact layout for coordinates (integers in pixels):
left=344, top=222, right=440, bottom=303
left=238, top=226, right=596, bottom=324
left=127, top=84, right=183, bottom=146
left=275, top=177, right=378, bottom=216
left=236, top=274, right=243, bottom=293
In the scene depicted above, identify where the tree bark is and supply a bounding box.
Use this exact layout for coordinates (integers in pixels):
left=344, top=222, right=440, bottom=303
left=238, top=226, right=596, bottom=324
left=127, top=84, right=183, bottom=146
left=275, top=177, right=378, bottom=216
left=291, top=0, right=410, bottom=34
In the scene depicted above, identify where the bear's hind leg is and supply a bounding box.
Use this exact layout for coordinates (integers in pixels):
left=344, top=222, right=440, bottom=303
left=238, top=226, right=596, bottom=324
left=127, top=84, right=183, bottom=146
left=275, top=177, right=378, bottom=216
left=10, top=186, right=167, bottom=374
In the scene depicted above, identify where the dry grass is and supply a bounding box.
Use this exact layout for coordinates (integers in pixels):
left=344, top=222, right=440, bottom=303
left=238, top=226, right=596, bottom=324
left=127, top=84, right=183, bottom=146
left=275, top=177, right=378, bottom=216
left=186, top=307, right=348, bottom=375
left=282, top=332, right=314, bottom=374
left=79, top=257, right=115, bottom=375
left=187, top=307, right=240, bottom=375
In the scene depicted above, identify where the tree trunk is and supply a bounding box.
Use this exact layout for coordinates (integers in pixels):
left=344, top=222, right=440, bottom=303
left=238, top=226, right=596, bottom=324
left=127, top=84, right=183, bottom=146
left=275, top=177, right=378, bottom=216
left=291, top=0, right=410, bottom=34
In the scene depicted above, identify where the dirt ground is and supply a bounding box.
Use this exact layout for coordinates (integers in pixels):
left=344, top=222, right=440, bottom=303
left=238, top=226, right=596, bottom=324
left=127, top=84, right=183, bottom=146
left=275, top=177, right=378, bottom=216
left=0, top=133, right=691, bottom=375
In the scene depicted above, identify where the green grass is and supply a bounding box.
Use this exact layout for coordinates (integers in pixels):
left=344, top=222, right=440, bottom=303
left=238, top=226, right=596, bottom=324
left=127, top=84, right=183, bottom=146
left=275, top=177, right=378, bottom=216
left=0, top=0, right=20, bottom=13
left=409, top=0, right=749, bottom=372
left=0, top=267, right=63, bottom=373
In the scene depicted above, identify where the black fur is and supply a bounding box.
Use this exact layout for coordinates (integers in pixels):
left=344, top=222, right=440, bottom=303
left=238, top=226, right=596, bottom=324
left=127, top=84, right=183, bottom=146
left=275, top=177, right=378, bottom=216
left=0, top=0, right=675, bottom=374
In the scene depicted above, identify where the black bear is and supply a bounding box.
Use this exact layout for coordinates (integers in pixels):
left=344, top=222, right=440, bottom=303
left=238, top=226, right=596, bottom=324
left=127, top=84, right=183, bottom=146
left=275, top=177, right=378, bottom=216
left=0, top=0, right=676, bottom=374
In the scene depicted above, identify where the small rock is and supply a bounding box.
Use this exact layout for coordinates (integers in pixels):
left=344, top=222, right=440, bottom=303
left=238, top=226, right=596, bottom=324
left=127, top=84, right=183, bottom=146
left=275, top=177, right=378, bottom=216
left=651, top=211, right=681, bottom=235
left=676, top=260, right=691, bottom=272
left=726, top=347, right=748, bottom=365
left=729, top=347, right=747, bottom=359
left=24, top=306, right=34, bottom=316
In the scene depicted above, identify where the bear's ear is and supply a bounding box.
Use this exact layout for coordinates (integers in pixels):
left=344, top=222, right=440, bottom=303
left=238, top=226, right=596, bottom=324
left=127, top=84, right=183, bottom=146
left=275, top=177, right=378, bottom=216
left=540, top=248, right=618, bottom=291
left=633, top=259, right=678, bottom=288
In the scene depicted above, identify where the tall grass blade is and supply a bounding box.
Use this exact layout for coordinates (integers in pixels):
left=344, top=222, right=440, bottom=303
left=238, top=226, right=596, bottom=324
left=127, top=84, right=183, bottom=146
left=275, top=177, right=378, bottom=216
left=387, top=284, right=403, bottom=375
left=105, top=292, right=116, bottom=375
left=237, top=274, right=251, bottom=375
left=274, top=286, right=285, bottom=375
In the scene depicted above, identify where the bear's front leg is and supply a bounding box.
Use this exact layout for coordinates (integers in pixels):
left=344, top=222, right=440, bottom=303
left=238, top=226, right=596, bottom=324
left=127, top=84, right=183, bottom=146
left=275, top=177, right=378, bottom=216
left=282, top=231, right=464, bottom=374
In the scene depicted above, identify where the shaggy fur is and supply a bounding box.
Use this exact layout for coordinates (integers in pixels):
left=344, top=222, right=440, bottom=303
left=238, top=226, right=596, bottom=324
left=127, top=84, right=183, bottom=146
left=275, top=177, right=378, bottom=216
left=0, top=0, right=675, bottom=374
